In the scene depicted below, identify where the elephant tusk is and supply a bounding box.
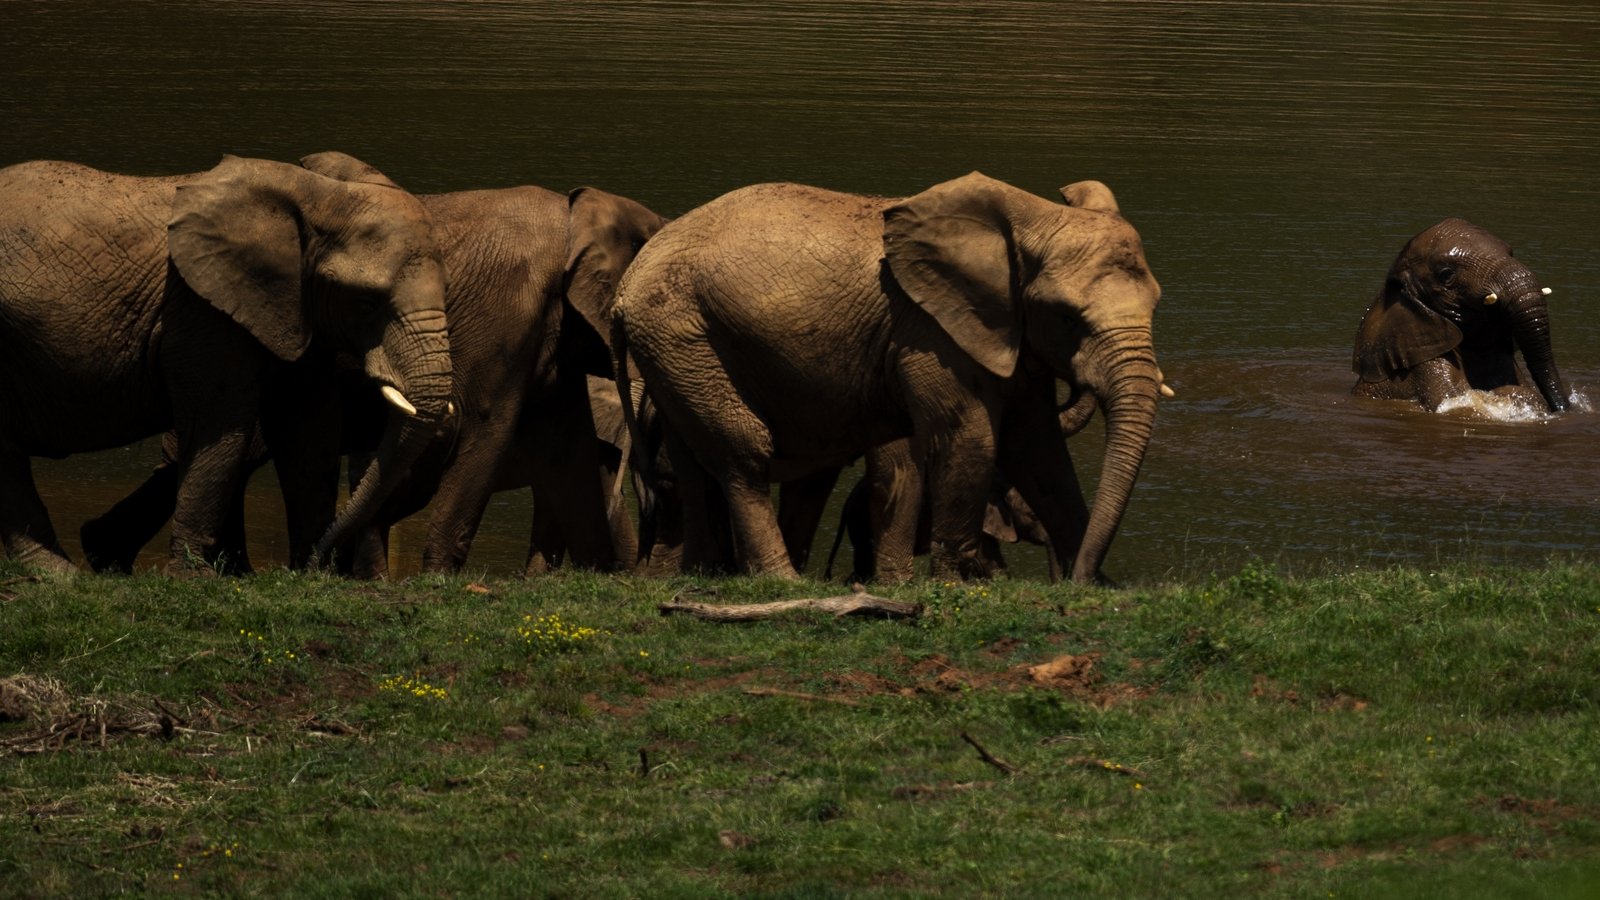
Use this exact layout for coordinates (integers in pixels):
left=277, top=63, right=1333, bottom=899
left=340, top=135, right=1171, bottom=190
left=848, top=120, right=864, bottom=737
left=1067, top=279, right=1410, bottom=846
left=447, top=401, right=456, bottom=416
left=1155, top=367, right=1176, bottom=399
left=381, top=385, right=419, bottom=417
left=1542, top=287, right=1553, bottom=296
left=1484, top=292, right=1499, bottom=305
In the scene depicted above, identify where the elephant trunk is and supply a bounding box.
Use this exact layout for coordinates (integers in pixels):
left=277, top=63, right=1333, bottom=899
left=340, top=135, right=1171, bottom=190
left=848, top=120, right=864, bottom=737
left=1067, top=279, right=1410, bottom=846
left=1499, top=262, right=1568, bottom=412
left=314, top=305, right=452, bottom=564
left=1072, top=331, right=1160, bottom=584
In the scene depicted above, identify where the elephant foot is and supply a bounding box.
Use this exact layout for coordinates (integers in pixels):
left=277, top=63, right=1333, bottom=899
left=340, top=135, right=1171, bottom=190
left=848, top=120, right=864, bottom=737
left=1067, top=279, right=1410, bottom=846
left=929, top=542, right=998, bottom=583
left=745, top=559, right=801, bottom=581
left=164, top=555, right=221, bottom=578
left=13, top=546, right=79, bottom=580
left=868, top=564, right=914, bottom=586
left=80, top=519, right=141, bottom=574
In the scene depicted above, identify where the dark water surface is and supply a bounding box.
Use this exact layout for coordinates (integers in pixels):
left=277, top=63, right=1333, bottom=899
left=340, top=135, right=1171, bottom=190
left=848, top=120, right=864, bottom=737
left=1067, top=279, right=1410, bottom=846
left=5, top=1, right=1600, bottom=581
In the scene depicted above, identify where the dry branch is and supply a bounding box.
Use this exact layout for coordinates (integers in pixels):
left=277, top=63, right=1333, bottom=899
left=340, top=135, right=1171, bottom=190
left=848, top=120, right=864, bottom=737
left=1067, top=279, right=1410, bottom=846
left=659, top=593, right=922, bottom=623
left=960, top=730, right=1019, bottom=776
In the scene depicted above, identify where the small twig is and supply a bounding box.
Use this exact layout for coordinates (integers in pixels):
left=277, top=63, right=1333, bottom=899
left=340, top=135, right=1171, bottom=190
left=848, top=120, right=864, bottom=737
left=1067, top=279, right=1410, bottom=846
left=960, top=731, right=1019, bottom=776
left=151, top=698, right=184, bottom=727
left=638, top=748, right=651, bottom=778
left=660, top=594, right=922, bottom=623
left=743, top=686, right=867, bottom=708
left=1063, top=756, right=1147, bottom=779
left=59, top=633, right=131, bottom=665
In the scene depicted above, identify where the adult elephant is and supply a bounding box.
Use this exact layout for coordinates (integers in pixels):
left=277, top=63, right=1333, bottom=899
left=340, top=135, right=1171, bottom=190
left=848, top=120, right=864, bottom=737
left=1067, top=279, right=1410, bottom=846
left=78, top=153, right=665, bottom=578
left=613, top=172, right=1164, bottom=583
left=314, top=155, right=667, bottom=576
left=0, top=156, right=452, bottom=574
left=1351, top=218, right=1569, bottom=412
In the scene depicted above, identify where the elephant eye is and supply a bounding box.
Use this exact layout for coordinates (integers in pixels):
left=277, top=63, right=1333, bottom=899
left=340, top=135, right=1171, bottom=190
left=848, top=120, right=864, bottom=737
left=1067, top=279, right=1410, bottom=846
left=1436, top=265, right=1457, bottom=284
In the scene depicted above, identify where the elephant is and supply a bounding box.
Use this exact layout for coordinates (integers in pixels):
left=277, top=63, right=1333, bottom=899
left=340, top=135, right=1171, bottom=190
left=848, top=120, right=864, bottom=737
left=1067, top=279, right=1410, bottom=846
left=612, top=172, right=1164, bottom=583
left=825, top=389, right=1102, bottom=583
left=1351, top=218, right=1569, bottom=413
left=314, top=156, right=667, bottom=577
left=77, top=153, right=665, bottom=578
left=0, top=155, right=452, bottom=574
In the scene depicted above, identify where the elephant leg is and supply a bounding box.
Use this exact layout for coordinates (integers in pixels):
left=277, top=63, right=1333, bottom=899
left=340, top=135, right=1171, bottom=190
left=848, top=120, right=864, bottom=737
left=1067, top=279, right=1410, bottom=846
left=350, top=526, right=391, bottom=580
left=724, top=471, right=794, bottom=577
left=517, top=376, right=619, bottom=572
left=0, top=451, right=74, bottom=574
left=777, top=466, right=841, bottom=574
left=978, top=533, right=1007, bottom=573
left=694, top=414, right=791, bottom=577
left=635, top=468, right=685, bottom=576
left=661, top=433, right=736, bottom=574
left=215, top=426, right=267, bottom=574
left=865, top=440, right=923, bottom=584
left=525, top=482, right=566, bottom=575
left=598, top=439, right=639, bottom=568
left=420, top=446, right=504, bottom=573
left=330, top=453, right=391, bottom=579
left=261, top=365, right=342, bottom=569
left=922, top=413, right=1000, bottom=582
left=824, top=476, right=870, bottom=582
left=997, top=386, right=1091, bottom=582
left=168, top=423, right=255, bottom=574
left=80, top=432, right=183, bottom=574
left=1412, top=356, right=1470, bottom=412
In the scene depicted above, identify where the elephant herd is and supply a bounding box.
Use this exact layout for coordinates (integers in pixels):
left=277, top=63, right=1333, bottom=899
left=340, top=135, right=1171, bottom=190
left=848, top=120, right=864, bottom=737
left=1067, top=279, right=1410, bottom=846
left=0, top=153, right=1570, bottom=585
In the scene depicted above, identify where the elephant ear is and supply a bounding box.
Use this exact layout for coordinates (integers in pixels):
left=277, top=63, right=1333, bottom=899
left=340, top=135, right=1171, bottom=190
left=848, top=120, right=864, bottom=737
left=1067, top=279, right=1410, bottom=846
left=298, top=151, right=404, bottom=189
left=1352, top=272, right=1463, bottom=382
left=169, top=156, right=309, bottom=362
left=982, top=498, right=1020, bottom=544
left=1059, top=180, right=1119, bottom=214
left=565, top=187, right=669, bottom=351
left=883, top=171, right=1021, bottom=378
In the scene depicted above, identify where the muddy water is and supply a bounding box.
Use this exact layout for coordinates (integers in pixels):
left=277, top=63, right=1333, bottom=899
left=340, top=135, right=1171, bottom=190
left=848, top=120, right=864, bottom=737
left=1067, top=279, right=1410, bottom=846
left=4, top=1, right=1600, bottom=581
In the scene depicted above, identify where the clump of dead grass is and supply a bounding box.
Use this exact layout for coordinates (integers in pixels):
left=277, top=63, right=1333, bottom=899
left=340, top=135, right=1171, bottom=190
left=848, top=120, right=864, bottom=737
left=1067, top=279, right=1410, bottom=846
left=0, top=672, right=196, bottom=755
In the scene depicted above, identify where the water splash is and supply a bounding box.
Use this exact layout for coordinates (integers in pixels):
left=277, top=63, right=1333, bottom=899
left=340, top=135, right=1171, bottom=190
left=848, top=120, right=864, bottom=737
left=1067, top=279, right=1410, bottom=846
left=1435, top=387, right=1591, bottom=423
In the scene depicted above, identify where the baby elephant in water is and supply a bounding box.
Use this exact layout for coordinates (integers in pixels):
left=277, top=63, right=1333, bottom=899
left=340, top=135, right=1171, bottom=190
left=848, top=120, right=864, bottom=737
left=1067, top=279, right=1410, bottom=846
left=1351, top=218, right=1568, bottom=413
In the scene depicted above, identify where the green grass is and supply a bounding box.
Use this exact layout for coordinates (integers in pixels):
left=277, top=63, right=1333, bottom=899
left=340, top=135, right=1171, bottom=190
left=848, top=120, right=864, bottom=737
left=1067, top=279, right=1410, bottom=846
left=3, top=560, right=1600, bottom=897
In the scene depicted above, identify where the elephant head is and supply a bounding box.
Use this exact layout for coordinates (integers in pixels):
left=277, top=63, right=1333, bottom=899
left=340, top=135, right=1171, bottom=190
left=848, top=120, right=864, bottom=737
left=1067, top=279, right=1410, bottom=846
left=1353, top=217, right=1567, bottom=412
left=167, top=154, right=453, bottom=563
left=883, top=172, right=1163, bottom=582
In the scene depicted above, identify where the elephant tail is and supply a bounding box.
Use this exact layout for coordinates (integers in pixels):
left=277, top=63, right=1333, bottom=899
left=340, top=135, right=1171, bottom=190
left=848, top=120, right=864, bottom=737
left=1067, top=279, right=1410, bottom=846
left=611, top=319, right=652, bottom=508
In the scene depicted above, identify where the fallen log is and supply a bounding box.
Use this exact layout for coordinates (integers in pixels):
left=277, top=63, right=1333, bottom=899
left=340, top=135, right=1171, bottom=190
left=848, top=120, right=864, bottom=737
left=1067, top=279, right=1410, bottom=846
left=659, top=593, right=922, bottom=623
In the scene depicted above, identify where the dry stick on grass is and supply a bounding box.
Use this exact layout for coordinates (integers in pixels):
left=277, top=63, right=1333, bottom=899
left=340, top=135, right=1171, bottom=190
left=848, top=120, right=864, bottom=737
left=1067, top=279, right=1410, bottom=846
left=742, top=686, right=867, bottom=708
left=960, top=731, right=1019, bottom=776
left=659, top=593, right=923, bottom=623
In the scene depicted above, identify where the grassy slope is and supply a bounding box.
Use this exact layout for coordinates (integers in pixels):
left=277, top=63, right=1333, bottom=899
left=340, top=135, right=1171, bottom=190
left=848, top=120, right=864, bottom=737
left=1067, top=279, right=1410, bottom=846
left=2, top=561, right=1599, bottom=898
